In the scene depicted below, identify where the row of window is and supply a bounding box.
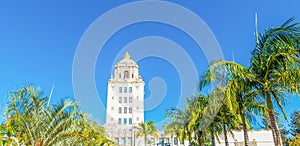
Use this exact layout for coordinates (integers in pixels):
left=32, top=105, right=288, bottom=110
left=158, top=137, right=184, bottom=145
left=118, top=71, right=135, bottom=79
left=118, top=118, right=134, bottom=125
left=117, top=107, right=133, bottom=114
left=119, top=87, right=133, bottom=93
left=118, top=96, right=133, bottom=103
left=114, top=137, right=183, bottom=145
left=115, top=137, right=132, bottom=145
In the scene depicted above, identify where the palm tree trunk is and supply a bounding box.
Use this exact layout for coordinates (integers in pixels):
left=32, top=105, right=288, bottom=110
left=223, top=123, right=229, bottom=146
left=201, top=132, right=205, bottom=146
left=241, top=112, right=250, bottom=146
left=133, top=131, right=136, bottom=146
left=211, top=128, right=216, bottom=146
left=144, top=135, right=147, bottom=146
left=171, top=135, right=173, bottom=146
left=35, top=141, right=43, bottom=146
left=266, top=92, right=282, bottom=146
left=188, top=131, right=192, bottom=144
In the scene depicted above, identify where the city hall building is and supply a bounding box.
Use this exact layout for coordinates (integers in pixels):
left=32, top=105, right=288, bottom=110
left=105, top=52, right=145, bottom=146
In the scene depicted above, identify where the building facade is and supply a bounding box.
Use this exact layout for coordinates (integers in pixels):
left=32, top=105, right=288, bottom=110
left=105, top=52, right=145, bottom=145
left=216, top=130, right=275, bottom=146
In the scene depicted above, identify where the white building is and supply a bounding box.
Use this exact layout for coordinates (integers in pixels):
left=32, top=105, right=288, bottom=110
left=105, top=52, right=145, bottom=146
left=216, top=130, right=275, bottom=146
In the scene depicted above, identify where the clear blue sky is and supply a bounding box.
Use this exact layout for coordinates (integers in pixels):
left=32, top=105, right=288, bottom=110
left=0, top=0, right=299, bottom=129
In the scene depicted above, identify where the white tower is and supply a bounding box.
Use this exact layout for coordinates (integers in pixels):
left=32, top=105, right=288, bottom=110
left=105, top=52, right=144, bottom=145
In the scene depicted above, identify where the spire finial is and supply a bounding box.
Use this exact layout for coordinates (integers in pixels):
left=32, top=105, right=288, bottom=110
left=124, top=52, right=130, bottom=59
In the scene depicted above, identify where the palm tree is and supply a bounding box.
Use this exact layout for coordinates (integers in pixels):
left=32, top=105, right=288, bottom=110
left=200, top=60, right=270, bottom=146
left=200, top=60, right=248, bottom=144
left=166, top=103, right=195, bottom=144
left=0, top=116, right=19, bottom=146
left=5, top=86, right=81, bottom=146
left=207, top=117, right=223, bottom=146
left=165, top=107, right=187, bottom=145
left=3, top=85, right=111, bottom=146
left=250, top=18, right=300, bottom=146
left=57, top=119, right=114, bottom=146
left=218, top=103, right=241, bottom=146
left=164, top=123, right=177, bottom=146
left=186, top=94, right=212, bottom=146
left=134, top=120, right=158, bottom=146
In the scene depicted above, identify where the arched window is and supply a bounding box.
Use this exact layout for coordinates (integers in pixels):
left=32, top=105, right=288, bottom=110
left=124, top=71, right=129, bottom=79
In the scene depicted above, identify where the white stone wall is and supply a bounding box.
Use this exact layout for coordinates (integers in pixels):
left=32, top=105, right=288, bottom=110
left=216, top=130, right=275, bottom=146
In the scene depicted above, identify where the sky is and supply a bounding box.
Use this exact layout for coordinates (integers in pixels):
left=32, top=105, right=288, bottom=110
left=0, top=0, right=300, bottom=129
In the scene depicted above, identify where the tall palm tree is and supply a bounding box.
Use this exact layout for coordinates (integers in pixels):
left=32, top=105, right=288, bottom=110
left=199, top=60, right=266, bottom=146
left=167, top=94, right=215, bottom=146
left=200, top=61, right=246, bottom=142
left=186, top=94, right=211, bottom=146
left=250, top=18, right=300, bottom=146
left=166, top=108, right=187, bottom=145
left=134, top=120, right=158, bottom=146
left=166, top=102, right=196, bottom=144
left=217, top=103, right=241, bottom=146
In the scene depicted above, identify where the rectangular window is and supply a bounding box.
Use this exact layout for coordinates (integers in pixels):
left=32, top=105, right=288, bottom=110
left=124, top=107, right=127, bottom=114
left=124, top=87, right=127, bottom=93
left=124, top=97, right=127, bottom=103
left=129, top=97, right=132, bottom=103
left=137, top=117, right=139, bottom=121
left=121, top=137, right=126, bottom=145
left=112, top=96, right=114, bottom=100
left=118, top=107, right=122, bottom=114
left=119, top=97, right=122, bottom=103
left=111, top=107, right=114, bottom=110
left=129, top=87, right=132, bottom=93
left=150, top=138, right=155, bottom=145
left=129, top=107, right=132, bottom=113
left=118, top=118, right=122, bottom=125
left=137, top=96, right=139, bottom=100
left=128, top=137, right=132, bottom=145
left=124, top=118, right=127, bottom=124
left=159, top=138, right=163, bottom=144
left=174, top=137, right=178, bottom=145
left=115, top=138, right=119, bottom=144
left=164, top=138, right=170, bottom=143
left=129, top=118, right=132, bottom=124
left=119, top=87, right=122, bottom=93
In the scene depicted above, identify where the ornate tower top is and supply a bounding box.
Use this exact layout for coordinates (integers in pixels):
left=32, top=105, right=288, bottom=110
left=124, top=52, right=130, bottom=59
left=114, top=52, right=138, bottom=68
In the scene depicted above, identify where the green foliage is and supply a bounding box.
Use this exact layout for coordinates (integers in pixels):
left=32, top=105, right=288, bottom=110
left=289, top=134, right=300, bottom=146
left=176, top=17, right=300, bottom=146
left=250, top=17, right=300, bottom=146
left=1, top=85, right=113, bottom=146
left=290, top=111, right=300, bottom=137
left=134, top=120, right=158, bottom=146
